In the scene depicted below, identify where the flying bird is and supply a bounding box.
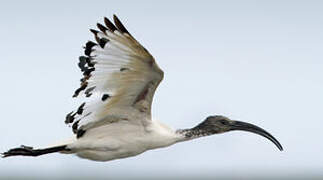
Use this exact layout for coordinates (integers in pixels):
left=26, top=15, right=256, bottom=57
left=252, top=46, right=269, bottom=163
left=2, top=15, right=283, bottom=161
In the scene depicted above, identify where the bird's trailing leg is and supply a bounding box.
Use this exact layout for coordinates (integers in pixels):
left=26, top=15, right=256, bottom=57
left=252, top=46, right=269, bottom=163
left=2, top=145, right=68, bottom=158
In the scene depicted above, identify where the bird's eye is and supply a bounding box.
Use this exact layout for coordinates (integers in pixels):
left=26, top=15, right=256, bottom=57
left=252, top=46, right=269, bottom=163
left=220, top=120, right=228, bottom=125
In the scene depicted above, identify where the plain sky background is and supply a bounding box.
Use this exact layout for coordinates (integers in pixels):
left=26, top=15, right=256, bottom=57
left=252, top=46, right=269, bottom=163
left=0, top=0, right=322, bottom=179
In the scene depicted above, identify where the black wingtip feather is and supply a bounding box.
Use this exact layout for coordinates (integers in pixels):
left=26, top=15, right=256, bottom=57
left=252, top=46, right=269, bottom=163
left=65, top=111, right=76, bottom=124
left=80, top=75, right=91, bottom=83
left=77, top=129, right=86, bottom=138
left=85, top=86, right=95, bottom=97
left=101, top=94, right=110, bottom=101
left=97, top=23, right=108, bottom=34
left=90, top=29, right=100, bottom=43
left=104, top=17, right=117, bottom=32
left=73, top=82, right=88, bottom=98
left=86, top=57, right=95, bottom=67
left=84, top=41, right=97, bottom=56
left=90, top=29, right=99, bottom=35
left=98, top=38, right=109, bottom=48
left=72, top=120, right=80, bottom=134
left=77, top=102, right=86, bottom=115
left=78, top=57, right=87, bottom=72
left=83, top=67, right=95, bottom=76
left=113, top=15, right=130, bottom=34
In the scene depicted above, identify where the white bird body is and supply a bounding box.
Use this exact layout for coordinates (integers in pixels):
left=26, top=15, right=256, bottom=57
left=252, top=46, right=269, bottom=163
left=68, top=119, right=181, bottom=161
left=2, top=15, right=282, bottom=161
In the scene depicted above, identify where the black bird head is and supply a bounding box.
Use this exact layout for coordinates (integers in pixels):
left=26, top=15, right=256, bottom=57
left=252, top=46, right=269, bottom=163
left=184, top=115, right=283, bottom=151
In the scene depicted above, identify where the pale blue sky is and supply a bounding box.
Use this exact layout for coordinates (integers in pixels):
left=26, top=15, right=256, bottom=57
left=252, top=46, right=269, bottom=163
left=0, top=0, right=322, bottom=179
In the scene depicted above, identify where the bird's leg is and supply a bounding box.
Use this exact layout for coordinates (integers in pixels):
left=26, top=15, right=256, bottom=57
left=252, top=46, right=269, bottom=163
left=2, top=145, right=36, bottom=157
left=2, top=145, right=68, bottom=158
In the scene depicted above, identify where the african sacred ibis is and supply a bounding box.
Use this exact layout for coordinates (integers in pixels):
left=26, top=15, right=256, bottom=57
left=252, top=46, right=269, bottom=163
left=2, top=15, right=283, bottom=162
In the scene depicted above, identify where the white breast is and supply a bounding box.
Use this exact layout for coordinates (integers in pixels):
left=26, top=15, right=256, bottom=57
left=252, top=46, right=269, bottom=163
left=67, top=120, right=180, bottom=161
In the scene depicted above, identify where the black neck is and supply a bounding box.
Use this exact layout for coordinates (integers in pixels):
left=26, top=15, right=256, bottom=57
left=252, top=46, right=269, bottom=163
left=176, top=127, right=217, bottom=141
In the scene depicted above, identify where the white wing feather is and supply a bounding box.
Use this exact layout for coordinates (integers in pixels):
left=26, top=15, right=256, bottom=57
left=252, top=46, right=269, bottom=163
left=65, top=15, right=164, bottom=137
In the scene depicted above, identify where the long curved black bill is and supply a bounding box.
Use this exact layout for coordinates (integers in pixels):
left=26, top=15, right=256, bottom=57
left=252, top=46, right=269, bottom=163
left=230, top=121, right=283, bottom=151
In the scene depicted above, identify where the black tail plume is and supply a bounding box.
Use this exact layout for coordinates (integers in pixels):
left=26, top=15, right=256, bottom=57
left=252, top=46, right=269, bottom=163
left=2, top=145, right=68, bottom=158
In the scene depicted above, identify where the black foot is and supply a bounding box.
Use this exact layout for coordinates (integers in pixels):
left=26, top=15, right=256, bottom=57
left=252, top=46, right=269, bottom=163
left=2, top=145, right=68, bottom=158
left=2, top=145, right=36, bottom=158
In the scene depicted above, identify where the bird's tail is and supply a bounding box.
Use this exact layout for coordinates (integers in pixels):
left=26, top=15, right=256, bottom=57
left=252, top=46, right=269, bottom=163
left=2, top=145, right=70, bottom=158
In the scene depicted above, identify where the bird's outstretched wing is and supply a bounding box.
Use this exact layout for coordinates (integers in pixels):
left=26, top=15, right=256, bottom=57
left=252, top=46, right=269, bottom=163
left=65, top=15, right=164, bottom=137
